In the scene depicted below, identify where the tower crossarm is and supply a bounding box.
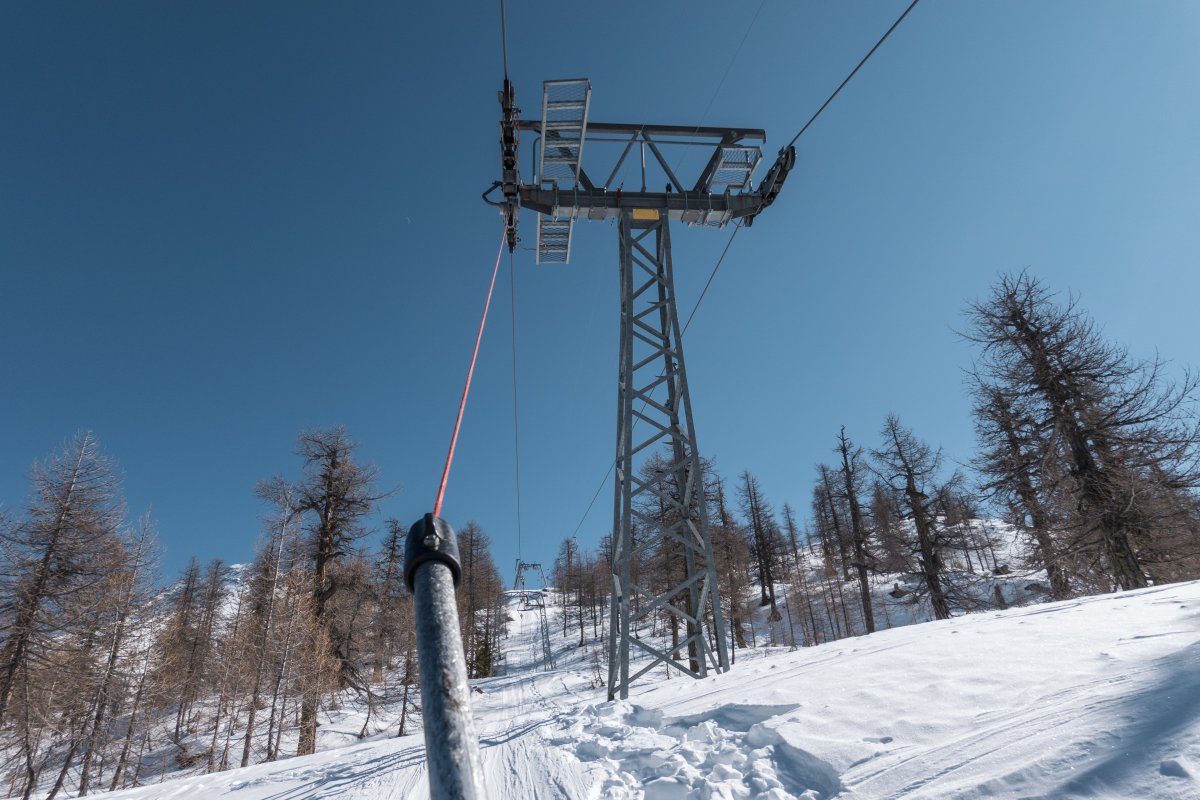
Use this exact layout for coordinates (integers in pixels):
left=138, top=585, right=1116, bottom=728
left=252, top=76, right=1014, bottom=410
left=517, top=187, right=766, bottom=226
left=488, top=78, right=794, bottom=257
left=511, top=119, right=791, bottom=230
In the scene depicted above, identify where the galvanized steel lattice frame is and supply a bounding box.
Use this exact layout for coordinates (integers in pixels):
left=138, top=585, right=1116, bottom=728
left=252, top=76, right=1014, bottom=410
left=513, top=560, right=556, bottom=671
left=607, top=210, right=730, bottom=700
left=491, top=76, right=795, bottom=701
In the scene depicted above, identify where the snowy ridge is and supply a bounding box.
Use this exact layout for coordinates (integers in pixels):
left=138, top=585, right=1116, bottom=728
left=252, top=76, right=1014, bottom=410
left=92, top=579, right=1200, bottom=799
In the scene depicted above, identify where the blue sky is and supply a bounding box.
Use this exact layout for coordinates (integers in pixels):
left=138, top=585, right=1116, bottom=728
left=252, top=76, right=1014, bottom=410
left=3, top=1, right=1199, bottom=583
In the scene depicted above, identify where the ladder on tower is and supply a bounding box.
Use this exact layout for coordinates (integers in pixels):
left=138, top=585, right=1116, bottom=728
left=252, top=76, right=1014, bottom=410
left=535, top=78, right=591, bottom=264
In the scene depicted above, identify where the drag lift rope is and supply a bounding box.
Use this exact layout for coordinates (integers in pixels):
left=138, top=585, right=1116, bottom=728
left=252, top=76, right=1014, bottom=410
left=432, top=229, right=507, bottom=518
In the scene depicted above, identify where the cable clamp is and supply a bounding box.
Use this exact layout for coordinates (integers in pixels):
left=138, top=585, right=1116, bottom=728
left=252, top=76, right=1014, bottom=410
left=405, top=514, right=463, bottom=590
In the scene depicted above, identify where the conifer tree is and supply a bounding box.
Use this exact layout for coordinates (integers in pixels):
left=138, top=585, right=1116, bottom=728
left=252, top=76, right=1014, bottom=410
left=710, top=475, right=752, bottom=653
left=553, top=537, right=586, bottom=647
left=738, top=471, right=780, bottom=617
left=290, top=427, right=384, bottom=754
left=966, top=273, right=1200, bottom=589
left=0, top=432, right=126, bottom=728
left=239, top=482, right=297, bottom=767
left=456, top=522, right=502, bottom=678
left=76, top=516, right=158, bottom=795
left=836, top=427, right=876, bottom=633
left=872, top=416, right=953, bottom=620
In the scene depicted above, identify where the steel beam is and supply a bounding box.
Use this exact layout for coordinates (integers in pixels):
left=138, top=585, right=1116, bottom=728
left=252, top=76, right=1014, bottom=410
left=519, top=187, right=762, bottom=226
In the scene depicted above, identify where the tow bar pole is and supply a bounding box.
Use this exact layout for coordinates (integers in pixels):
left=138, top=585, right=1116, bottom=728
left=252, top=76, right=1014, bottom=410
left=405, top=514, right=487, bottom=799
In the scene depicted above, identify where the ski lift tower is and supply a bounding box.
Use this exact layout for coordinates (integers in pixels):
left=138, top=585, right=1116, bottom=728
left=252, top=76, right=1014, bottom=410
left=486, top=78, right=794, bottom=701
left=513, top=560, right=555, bottom=670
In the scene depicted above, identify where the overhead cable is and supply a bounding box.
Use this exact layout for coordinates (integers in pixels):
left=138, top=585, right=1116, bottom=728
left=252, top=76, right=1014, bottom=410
left=433, top=229, right=507, bottom=518
left=509, top=250, right=525, bottom=560
left=783, top=0, right=921, bottom=151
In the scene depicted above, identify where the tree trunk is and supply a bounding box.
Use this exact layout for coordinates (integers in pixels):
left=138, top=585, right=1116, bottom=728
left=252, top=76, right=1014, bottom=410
left=909, top=490, right=950, bottom=620
left=837, top=429, right=876, bottom=634
left=297, top=694, right=318, bottom=756
left=107, top=666, right=147, bottom=792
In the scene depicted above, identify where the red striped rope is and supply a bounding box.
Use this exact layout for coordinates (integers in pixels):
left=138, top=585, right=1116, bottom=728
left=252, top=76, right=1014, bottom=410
left=433, top=229, right=508, bottom=518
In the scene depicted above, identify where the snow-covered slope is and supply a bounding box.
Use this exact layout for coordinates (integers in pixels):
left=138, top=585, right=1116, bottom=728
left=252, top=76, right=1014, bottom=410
left=95, top=582, right=1200, bottom=799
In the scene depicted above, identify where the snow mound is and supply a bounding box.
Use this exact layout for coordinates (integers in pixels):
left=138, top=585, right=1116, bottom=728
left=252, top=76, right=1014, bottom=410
left=558, top=701, right=838, bottom=799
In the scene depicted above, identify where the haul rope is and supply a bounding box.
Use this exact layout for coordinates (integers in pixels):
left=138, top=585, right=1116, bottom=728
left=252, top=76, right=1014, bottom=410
left=433, top=228, right=507, bottom=518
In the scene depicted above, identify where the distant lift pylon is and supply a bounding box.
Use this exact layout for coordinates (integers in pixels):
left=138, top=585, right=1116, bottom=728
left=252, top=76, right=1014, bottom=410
left=513, top=560, right=555, bottom=671
left=486, top=77, right=794, bottom=700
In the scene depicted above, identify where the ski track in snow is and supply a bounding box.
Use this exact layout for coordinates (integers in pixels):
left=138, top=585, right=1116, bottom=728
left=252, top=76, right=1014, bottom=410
left=93, top=583, right=1200, bottom=800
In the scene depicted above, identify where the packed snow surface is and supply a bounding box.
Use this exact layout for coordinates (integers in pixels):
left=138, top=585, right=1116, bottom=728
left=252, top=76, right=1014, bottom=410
left=97, top=582, right=1200, bottom=799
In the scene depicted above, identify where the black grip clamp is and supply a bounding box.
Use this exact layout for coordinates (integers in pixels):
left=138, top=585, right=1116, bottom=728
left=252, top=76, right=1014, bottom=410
left=405, top=513, right=463, bottom=591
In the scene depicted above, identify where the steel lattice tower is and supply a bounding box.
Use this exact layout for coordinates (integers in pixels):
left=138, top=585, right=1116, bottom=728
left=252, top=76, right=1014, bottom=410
left=608, top=210, right=729, bottom=696
left=488, top=77, right=794, bottom=700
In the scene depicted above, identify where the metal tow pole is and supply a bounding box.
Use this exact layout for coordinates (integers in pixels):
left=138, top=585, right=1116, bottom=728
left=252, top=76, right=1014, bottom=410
left=405, top=514, right=487, bottom=799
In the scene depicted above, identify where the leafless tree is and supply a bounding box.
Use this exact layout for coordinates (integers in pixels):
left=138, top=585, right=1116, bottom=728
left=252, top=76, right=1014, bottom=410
left=738, top=471, right=780, bottom=617
left=457, top=522, right=502, bottom=678
left=0, top=432, right=126, bottom=727
left=872, top=416, right=953, bottom=620
left=239, top=481, right=296, bottom=767
left=709, top=475, right=752, bottom=656
left=290, top=427, right=385, bottom=755
left=836, top=428, right=876, bottom=633
left=553, top=537, right=586, bottom=647
left=76, top=515, right=158, bottom=795
left=965, top=272, right=1200, bottom=590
